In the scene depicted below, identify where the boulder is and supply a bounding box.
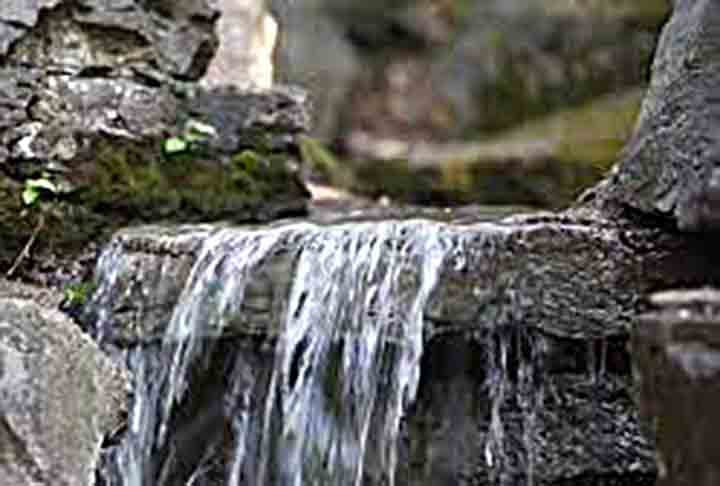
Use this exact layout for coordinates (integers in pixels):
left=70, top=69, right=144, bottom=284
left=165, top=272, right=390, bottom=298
left=0, top=288, right=128, bottom=486
left=585, top=0, right=720, bottom=231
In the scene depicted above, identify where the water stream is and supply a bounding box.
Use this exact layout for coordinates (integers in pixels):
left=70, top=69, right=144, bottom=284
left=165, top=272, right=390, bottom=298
left=87, top=219, right=556, bottom=486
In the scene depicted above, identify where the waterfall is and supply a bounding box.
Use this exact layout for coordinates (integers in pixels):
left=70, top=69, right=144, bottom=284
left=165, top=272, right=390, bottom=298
left=89, top=220, right=487, bottom=486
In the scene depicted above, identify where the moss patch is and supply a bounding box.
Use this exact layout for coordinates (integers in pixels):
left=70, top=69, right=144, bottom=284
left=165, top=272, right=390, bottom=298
left=0, top=136, right=309, bottom=278
left=70, top=138, right=308, bottom=222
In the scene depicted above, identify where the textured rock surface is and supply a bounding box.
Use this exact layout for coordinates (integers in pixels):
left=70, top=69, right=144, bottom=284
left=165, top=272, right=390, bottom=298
left=0, top=0, right=217, bottom=169
left=0, top=1, right=312, bottom=277
left=79, top=209, right=720, bottom=484
left=634, top=288, right=720, bottom=486
left=0, top=296, right=128, bottom=486
left=586, top=0, right=720, bottom=231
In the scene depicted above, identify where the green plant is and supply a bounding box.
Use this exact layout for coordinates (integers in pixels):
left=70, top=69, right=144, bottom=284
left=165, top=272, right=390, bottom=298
left=21, top=175, right=59, bottom=207
left=63, top=282, right=96, bottom=306
left=7, top=174, right=61, bottom=277
left=162, top=119, right=218, bottom=156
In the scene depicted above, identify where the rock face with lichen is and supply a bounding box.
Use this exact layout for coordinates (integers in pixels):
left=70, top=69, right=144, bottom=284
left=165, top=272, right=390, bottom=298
left=0, top=0, right=312, bottom=278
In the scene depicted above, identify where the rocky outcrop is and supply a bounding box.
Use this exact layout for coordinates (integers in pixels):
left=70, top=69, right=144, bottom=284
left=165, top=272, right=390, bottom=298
left=0, top=1, right=312, bottom=278
left=585, top=0, right=720, bottom=231
left=634, top=289, right=720, bottom=486
left=0, top=288, right=128, bottom=486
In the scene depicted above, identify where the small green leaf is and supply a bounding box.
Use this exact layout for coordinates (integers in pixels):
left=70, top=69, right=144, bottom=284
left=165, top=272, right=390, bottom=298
left=27, top=178, right=58, bottom=193
left=22, top=186, right=39, bottom=206
left=163, top=136, right=189, bottom=154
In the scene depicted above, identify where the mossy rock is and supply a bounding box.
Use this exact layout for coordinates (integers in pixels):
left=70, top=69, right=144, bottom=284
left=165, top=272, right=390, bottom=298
left=69, top=138, right=308, bottom=222
left=0, top=136, right=309, bottom=278
left=303, top=89, right=643, bottom=208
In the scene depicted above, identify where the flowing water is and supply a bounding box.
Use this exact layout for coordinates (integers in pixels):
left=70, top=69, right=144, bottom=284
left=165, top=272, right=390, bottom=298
left=87, top=219, right=553, bottom=486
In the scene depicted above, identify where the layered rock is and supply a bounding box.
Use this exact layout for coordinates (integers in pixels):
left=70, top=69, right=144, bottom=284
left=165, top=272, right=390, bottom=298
left=0, top=1, right=312, bottom=278
left=0, top=286, right=128, bottom=486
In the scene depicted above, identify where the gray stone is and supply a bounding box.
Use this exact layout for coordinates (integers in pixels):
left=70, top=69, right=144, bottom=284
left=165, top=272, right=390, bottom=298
left=587, top=0, right=720, bottom=231
left=0, top=0, right=313, bottom=276
left=0, top=297, right=128, bottom=486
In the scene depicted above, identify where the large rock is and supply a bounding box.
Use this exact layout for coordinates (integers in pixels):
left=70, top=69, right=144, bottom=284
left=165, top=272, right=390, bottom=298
left=79, top=209, right=720, bottom=485
left=0, top=290, right=128, bottom=486
left=586, top=0, right=720, bottom=231
left=0, top=1, right=312, bottom=278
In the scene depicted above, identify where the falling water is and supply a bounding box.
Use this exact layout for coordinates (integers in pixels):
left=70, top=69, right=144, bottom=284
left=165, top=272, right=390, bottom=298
left=89, top=220, right=452, bottom=486
left=481, top=326, right=546, bottom=486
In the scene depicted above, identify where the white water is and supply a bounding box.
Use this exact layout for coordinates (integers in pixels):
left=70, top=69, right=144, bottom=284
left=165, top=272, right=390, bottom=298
left=92, top=221, right=453, bottom=486
left=88, top=220, right=551, bottom=486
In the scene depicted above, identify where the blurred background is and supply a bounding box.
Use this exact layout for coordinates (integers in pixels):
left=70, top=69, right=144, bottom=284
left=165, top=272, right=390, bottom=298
left=270, top=0, right=670, bottom=209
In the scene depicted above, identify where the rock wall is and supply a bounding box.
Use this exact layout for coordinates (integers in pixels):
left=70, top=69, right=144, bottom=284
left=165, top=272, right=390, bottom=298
left=0, top=1, right=312, bottom=280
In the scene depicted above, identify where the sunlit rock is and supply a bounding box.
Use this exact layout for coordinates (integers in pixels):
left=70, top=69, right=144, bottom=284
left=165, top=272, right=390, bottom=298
left=202, top=0, right=279, bottom=90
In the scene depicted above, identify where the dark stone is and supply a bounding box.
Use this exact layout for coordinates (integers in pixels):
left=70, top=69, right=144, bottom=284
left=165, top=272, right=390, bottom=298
left=586, top=0, right=720, bottom=231
left=634, top=288, right=720, bottom=486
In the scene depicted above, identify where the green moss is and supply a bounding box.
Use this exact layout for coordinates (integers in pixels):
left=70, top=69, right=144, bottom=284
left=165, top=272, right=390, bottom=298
left=74, top=138, right=305, bottom=222
left=0, top=133, right=309, bottom=277
left=496, top=88, right=643, bottom=170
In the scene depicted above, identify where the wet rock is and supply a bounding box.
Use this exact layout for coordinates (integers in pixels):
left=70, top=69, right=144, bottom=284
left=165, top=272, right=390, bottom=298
left=79, top=210, right=720, bottom=484
left=0, top=296, right=128, bottom=486
left=634, top=288, right=720, bottom=486
left=587, top=0, right=720, bottom=231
